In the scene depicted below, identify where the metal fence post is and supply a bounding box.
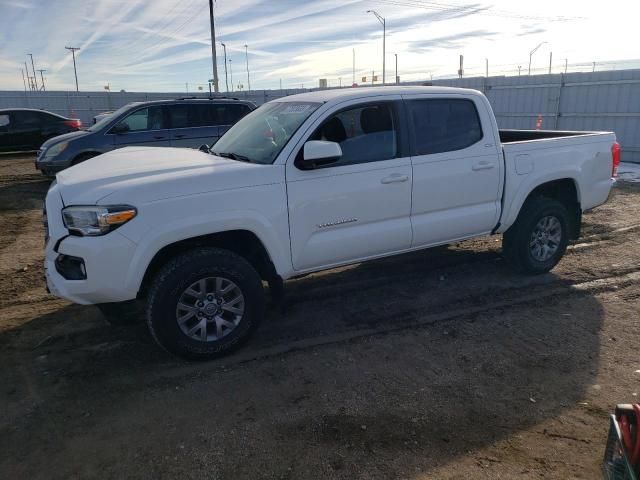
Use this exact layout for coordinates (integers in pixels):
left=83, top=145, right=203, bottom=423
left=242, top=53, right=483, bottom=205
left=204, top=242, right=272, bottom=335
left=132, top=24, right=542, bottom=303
left=553, top=73, right=564, bottom=130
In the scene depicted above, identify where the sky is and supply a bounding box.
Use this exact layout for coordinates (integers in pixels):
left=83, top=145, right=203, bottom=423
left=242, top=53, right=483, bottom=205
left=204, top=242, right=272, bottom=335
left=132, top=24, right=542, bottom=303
left=0, top=0, right=638, bottom=92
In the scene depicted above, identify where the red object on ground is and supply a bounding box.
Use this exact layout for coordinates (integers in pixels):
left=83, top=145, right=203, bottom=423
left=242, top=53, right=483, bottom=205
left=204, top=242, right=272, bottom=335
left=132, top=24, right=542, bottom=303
left=535, top=114, right=543, bottom=130
left=617, top=403, right=640, bottom=466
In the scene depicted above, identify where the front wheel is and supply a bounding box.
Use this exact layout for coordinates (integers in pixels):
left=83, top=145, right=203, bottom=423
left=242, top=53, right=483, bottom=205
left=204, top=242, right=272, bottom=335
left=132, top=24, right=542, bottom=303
left=503, top=196, right=570, bottom=274
left=146, top=248, right=265, bottom=360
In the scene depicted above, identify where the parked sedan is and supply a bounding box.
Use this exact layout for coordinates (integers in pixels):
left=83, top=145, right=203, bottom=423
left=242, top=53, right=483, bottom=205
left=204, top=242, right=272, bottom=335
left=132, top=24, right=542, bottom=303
left=35, top=98, right=255, bottom=176
left=0, top=108, right=82, bottom=153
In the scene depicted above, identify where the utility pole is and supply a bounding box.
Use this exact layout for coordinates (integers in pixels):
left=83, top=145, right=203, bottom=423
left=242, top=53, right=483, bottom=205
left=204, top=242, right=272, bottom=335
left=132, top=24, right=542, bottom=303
left=565, top=58, right=568, bottom=74
left=220, top=42, right=229, bottom=92
left=37, top=69, right=47, bottom=91
left=229, top=58, right=233, bottom=92
left=279, top=78, right=282, bottom=90
left=592, top=61, right=596, bottom=72
left=485, top=58, right=489, bottom=78
left=395, top=53, right=398, bottom=84
left=244, top=44, right=250, bottom=92
left=28, top=53, right=38, bottom=90
left=367, top=10, right=385, bottom=84
left=458, top=54, right=464, bottom=78
left=518, top=65, right=522, bottom=76
left=65, top=46, right=80, bottom=91
left=20, top=68, right=27, bottom=93
left=24, top=62, right=33, bottom=91
left=548, top=51, right=553, bottom=74
left=208, top=0, right=219, bottom=92
left=371, top=69, right=374, bottom=86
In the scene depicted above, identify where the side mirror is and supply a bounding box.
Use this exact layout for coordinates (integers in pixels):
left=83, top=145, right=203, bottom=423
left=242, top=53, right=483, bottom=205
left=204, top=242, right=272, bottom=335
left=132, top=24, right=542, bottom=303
left=198, top=144, right=210, bottom=153
left=110, top=122, right=130, bottom=134
left=298, top=140, right=342, bottom=170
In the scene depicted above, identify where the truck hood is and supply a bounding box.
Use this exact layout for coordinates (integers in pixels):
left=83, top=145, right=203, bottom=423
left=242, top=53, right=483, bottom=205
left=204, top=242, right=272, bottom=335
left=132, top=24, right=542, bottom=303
left=56, top=146, right=278, bottom=205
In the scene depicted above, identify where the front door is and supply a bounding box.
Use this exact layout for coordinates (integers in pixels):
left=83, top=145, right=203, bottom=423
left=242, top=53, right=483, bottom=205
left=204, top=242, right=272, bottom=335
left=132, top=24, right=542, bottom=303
left=403, top=95, right=502, bottom=247
left=111, top=105, right=170, bottom=147
left=286, top=100, right=413, bottom=272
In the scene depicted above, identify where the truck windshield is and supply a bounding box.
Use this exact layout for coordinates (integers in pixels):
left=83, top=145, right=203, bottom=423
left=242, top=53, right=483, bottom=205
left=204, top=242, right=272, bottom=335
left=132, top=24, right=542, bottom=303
left=211, top=101, right=321, bottom=164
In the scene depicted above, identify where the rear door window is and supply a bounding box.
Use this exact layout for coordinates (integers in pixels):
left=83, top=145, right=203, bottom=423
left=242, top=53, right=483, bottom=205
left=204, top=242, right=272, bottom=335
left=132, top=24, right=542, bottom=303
left=190, top=104, right=218, bottom=127
left=168, top=104, right=189, bottom=129
left=12, top=111, right=42, bottom=130
left=407, top=99, right=483, bottom=155
left=216, top=104, right=252, bottom=125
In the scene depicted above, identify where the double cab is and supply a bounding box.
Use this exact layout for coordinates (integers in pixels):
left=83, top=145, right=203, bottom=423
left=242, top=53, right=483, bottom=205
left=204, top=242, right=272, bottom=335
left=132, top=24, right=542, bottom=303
left=43, top=86, right=619, bottom=359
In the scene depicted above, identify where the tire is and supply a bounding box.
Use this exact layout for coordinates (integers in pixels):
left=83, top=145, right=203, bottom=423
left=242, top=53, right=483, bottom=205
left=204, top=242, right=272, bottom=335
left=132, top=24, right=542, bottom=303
left=503, top=196, right=570, bottom=274
left=146, top=247, right=265, bottom=360
left=97, top=300, right=144, bottom=326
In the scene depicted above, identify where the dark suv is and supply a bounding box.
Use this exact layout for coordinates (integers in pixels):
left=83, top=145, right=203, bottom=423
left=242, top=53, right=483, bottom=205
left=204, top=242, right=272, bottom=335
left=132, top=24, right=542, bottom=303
left=35, top=98, right=255, bottom=176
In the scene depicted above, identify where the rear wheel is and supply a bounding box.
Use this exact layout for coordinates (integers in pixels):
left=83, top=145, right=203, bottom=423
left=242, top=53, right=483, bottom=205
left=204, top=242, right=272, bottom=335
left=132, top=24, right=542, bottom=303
left=503, top=196, right=570, bottom=274
left=146, top=248, right=265, bottom=360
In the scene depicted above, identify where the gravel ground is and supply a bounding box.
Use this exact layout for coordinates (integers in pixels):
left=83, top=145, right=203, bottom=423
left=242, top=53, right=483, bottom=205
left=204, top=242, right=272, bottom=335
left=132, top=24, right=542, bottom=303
left=1, top=154, right=639, bottom=479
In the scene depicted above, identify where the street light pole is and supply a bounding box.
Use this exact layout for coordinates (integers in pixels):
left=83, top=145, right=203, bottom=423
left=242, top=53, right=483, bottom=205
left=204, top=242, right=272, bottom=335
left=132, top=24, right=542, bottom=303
left=367, top=10, right=386, bottom=85
left=528, top=41, right=548, bottom=75
left=208, top=0, right=219, bottom=92
left=244, top=44, right=250, bottom=92
left=65, top=47, right=80, bottom=91
left=229, top=58, right=233, bottom=92
left=220, top=42, right=229, bottom=92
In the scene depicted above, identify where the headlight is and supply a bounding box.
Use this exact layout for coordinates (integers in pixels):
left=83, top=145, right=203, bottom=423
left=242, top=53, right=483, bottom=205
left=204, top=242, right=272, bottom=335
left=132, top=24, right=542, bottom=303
left=44, top=141, right=69, bottom=158
left=62, top=205, right=137, bottom=236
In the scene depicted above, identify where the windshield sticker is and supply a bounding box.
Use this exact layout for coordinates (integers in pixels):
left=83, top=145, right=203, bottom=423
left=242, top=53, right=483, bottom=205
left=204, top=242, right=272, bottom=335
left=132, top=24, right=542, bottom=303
left=281, top=104, right=312, bottom=114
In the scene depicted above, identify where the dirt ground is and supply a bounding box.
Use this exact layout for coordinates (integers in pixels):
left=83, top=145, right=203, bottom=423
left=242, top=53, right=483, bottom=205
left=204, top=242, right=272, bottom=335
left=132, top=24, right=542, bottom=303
left=1, top=154, right=639, bottom=479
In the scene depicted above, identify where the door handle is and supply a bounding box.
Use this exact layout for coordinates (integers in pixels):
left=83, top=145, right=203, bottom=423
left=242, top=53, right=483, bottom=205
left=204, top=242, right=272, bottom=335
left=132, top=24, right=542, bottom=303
left=174, top=134, right=186, bottom=139
left=153, top=135, right=167, bottom=140
left=472, top=161, right=496, bottom=171
left=381, top=174, right=409, bottom=184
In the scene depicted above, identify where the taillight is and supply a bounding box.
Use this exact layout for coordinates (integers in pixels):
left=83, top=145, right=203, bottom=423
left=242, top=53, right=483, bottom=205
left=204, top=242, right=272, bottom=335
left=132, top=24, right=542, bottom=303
left=64, top=119, right=82, bottom=129
left=611, top=142, right=621, bottom=178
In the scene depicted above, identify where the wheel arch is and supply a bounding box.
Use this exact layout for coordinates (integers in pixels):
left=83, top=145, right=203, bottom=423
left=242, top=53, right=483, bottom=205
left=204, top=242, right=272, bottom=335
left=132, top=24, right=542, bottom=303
left=512, top=178, right=582, bottom=239
left=137, top=229, right=279, bottom=299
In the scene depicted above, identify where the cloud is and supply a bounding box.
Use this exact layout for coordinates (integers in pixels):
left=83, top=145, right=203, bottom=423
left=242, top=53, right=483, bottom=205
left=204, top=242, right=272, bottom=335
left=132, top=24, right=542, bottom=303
left=0, top=0, right=636, bottom=91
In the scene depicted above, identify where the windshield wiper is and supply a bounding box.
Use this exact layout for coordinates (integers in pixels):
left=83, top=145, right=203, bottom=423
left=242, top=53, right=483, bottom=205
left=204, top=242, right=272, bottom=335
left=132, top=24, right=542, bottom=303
left=212, top=151, right=252, bottom=163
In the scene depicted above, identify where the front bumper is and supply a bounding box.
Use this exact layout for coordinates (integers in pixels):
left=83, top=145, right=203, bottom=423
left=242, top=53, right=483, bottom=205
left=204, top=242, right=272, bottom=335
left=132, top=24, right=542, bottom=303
left=44, top=186, right=140, bottom=305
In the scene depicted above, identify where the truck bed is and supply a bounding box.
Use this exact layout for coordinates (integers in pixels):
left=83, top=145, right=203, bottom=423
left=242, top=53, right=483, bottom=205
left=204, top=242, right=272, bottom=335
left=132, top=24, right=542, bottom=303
left=499, top=129, right=602, bottom=144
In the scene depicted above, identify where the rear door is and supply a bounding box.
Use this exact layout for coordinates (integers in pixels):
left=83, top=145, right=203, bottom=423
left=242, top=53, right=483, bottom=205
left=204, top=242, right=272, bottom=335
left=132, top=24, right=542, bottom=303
left=110, top=105, right=170, bottom=147
left=404, top=94, right=502, bottom=247
left=9, top=110, right=42, bottom=150
left=168, top=103, right=220, bottom=148
left=286, top=98, right=413, bottom=271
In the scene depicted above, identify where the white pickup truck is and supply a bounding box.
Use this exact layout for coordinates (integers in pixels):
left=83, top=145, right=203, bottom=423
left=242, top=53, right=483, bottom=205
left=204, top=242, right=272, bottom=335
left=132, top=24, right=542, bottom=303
left=44, top=86, right=620, bottom=359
